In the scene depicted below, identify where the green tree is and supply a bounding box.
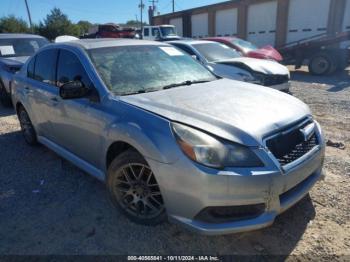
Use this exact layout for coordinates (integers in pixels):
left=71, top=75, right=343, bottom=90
left=38, top=8, right=79, bottom=40
left=0, top=15, right=30, bottom=33
left=125, top=19, right=148, bottom=27
left=76, top=20, right=92, bottom=35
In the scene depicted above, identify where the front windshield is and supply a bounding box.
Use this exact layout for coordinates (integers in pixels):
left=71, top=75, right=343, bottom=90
left=0, top=38, right=49, bottom=58
left=89, top=45, right=216, bottom=95
left=160, top=27, right=176, bottom=37
left=232, top=39, right=258, bottom=52
left=193, top=42, right=241, bottom=62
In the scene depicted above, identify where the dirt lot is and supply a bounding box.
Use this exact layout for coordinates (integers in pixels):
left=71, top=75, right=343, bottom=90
left=0, top=68, right=349, bottom=259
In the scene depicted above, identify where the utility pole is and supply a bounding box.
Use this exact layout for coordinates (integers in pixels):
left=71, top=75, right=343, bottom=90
left=172, top=0, right=175, bottom=13
left=149, top=0, right=158, bottom=13
left=138, top=0, right=145, bottom=31
left=148, top=0, right=157, bottom=25
left=24, top=0, right=33, bottom=32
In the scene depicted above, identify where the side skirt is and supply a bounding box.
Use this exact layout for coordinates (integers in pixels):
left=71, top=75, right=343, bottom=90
left=38, top=136, right=106, bottom=182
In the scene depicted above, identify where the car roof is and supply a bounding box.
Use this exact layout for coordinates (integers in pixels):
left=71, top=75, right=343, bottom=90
left=169, top=39, right=218, bottom=45
left=204, top=37, right=238, bottom=42
left=0, top=33, right=46, bottom=39
left=51, top=38, right=170, bottom=50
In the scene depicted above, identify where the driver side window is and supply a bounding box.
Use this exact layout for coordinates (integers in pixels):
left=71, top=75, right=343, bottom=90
left=57, top=49, right=92, bottom=88
left=152, top=28, right=160, bottom=37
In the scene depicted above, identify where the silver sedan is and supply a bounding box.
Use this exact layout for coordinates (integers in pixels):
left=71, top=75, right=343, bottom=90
left=11, top=39, right=325, bottom=235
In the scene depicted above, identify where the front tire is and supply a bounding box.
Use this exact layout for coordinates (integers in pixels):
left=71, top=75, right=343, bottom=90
left=17, top=106, right=38, bottom=146
left=107, top=149, right=166, bottom=225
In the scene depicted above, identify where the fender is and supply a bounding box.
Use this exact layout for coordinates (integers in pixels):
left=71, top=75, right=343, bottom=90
left=101, top=102, right=181, bottom=172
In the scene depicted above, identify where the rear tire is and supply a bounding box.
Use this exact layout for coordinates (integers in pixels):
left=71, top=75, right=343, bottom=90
left=308, top=52, right=336, bottom=75
left=0, top=80, right=12, bottom=107
left=17, top=106, right=38, bottom=146
left=107, top=149, right=167, bottom=226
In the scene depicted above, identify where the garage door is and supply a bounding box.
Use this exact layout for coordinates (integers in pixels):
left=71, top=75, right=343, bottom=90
left=215, top=8, right=238, bottom=37
left=287, top=0, right=331, bottom=44
left=169, top=17, right=183, bottom=37
left=247, top=1, right=278, bottom=47
left=191, top=13, right=208, bottom=38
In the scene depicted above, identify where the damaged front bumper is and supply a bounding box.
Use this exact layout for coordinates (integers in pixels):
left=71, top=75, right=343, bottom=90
left=147, top=125, right=325, bottom=235
left=271, top=81, right=291, bottom=92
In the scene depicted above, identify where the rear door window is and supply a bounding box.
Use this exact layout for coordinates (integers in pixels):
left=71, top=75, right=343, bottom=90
left=34, top=49, right=58, bottom=85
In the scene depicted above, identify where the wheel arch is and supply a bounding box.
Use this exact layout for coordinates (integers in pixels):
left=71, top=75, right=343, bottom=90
left=106, top=141, right=141, bottom=170
left=15, top=101, right=25, bottom=114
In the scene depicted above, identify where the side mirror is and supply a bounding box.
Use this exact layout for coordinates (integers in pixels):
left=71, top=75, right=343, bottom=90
left=59, top=81, right=89, bottom=99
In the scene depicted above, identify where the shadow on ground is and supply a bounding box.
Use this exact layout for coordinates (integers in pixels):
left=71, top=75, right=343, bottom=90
left=290, top=69, right=350, bottom=92
left=0, top=127, right=315, bottom=256
left=0, top=103, right=15, bottom=117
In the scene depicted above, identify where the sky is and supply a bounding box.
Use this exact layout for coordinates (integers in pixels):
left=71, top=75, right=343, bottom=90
left=0, top=0, right=224, bottom=24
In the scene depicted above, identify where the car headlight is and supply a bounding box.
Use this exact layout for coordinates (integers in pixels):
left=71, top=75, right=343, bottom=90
left=172, top=123, right=264, bottom=169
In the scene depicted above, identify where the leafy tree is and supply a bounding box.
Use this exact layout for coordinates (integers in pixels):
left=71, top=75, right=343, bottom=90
left=0, top=15, right=30, bottom=33
left=37, top=8, right=79, bottom=39
left=124, top=20, right=148, bottom=27
left=76, top=20, right=93, bottom=35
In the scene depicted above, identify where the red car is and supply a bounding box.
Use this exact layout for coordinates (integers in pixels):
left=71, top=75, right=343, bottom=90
left=204, top=37, right=283, bottom=62
left=82, top=23, right=136, bottom=39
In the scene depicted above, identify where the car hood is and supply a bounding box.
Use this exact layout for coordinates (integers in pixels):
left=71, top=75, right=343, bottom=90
left=120, top=79, right=310, bottom=146
left=216, top=57, right=289, bottom=76
left=248, top=45, right=283, bottom=62
left=0, top=56, right=29, bottom=66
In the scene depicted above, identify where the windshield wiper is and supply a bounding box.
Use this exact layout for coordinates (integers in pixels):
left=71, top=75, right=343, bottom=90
left=162, top=80, right=212, bottom=90
left=120, top=87, right=161, bottom=96
left=119, top=89, right=146, bottom=96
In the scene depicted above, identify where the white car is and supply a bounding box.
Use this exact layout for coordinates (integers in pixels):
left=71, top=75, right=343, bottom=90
left=142, top=25, right=181, bottom=41
left=169, top=40, right=291, bottom=92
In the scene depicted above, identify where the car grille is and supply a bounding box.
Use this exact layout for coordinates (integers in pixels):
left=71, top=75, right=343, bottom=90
left=262, top=74, right=289, bottom=86
left=265, top=121, right=319, bottom=166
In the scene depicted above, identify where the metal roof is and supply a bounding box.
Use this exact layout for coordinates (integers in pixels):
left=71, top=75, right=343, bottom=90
left=55, top=38, right=169, bottom=50
left=169, top=39, right=218, bottom=45
left=0, top=33, right=47, bottom=39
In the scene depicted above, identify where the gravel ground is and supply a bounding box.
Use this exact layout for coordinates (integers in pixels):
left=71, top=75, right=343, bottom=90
left=0, top=68, right=349, bottom=259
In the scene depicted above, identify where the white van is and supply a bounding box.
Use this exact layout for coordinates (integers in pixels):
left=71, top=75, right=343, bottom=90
left=142, top=25, right=181, bottom=41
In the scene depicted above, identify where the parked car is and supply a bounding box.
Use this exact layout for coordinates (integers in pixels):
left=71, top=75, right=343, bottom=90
left=204, top=37, right=283, bottom=62
left=0, top=33, right=49, bottom=106
left=12, top=39, right=325, bottom=235
left=142, top=25, right=181, bottom=41
left=81, top=23, right=137, bottom=39
left=169, top=40, right=290, bottom=92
